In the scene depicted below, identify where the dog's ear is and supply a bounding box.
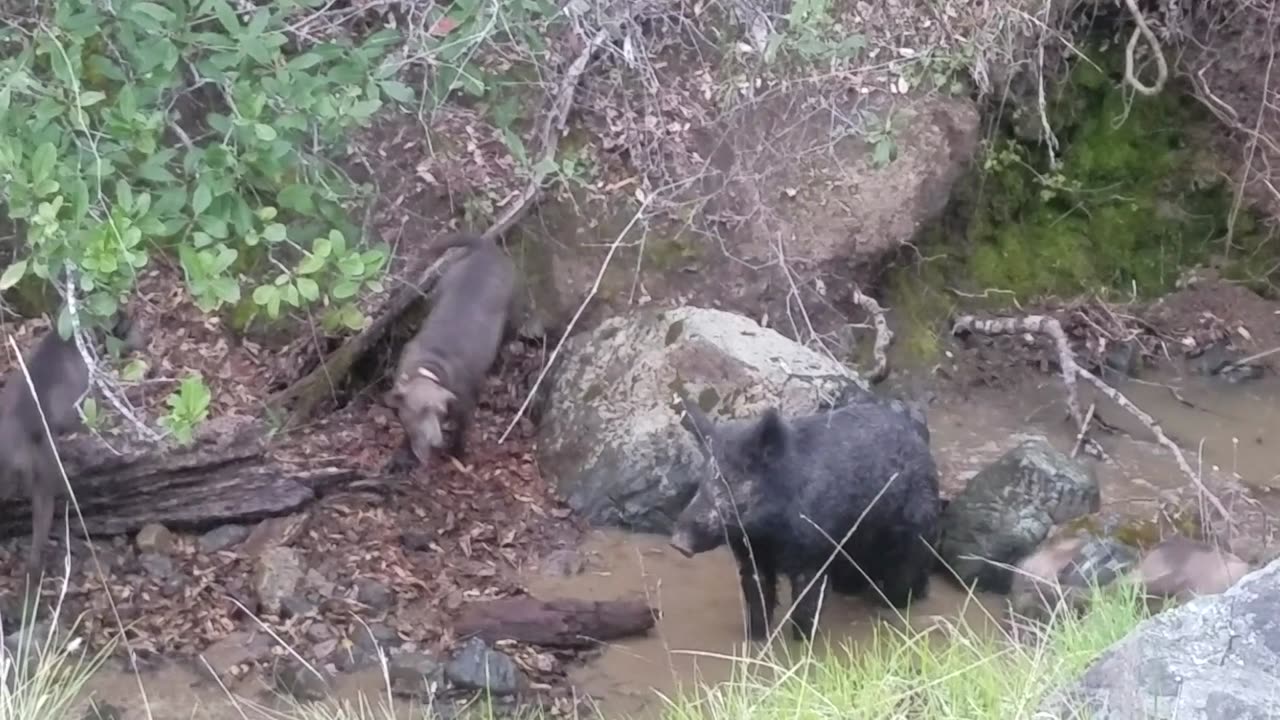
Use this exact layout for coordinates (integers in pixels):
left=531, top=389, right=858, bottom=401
left=385, top=375, right=408, bottom=408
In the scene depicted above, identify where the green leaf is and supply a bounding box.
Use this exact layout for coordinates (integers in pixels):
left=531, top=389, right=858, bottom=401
left=262, top=223, right=287, bottom=243
left=331, top=279, right=359, bottom=299
left=311, top=236, right=333, bottom=258
left=287, top=52, right=324, bottom=71
left=89, top=293, right=119, bottom=318
left=297, top=253, right=325, bottom=275
left=82, top=398, right=99, bottom=426
left=253, top=123, right=277, bottom=141
left=133, top=2, right=177, bottom=23
left=337, top=255, right=365, bottom=277
left=31, top=142, right=56, bottom=182
left=0, top=260, right=28, bottom=290
left=137, top=150, right=178, bottom=183
left=252, top=284, right=277, bottom=306
left=192, top=182, right=213, bottom=214
left=121, top=359, right=149, bottom=382
left=77, top=90, right=107, bottom=108
left=295, top=276, right=319, bottom=301
left=213, top=277, right=241, bottom=303
left=379, top=80, right=414, bottom=103
left=208, top=0, right=242, bottom=35
left=339, top=305, right=365, bottom=330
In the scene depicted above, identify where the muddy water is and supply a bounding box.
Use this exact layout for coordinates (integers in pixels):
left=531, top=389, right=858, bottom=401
left=67, top=371, right=1280, bottom=719
left=524, top=532, right=1005, bottom=719
left=530, top=369, right=1280, bottom=719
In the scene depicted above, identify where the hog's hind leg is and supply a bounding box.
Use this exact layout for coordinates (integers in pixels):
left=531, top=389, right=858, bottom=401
left=786, top=565, right=829, bottom=642
left=878, top=530, right=934, bottom=608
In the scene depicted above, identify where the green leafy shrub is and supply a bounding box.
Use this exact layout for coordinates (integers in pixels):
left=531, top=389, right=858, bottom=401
left=0, top=0, right=414, bottom=332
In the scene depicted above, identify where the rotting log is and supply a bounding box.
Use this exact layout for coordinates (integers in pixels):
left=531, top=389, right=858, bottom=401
left=453, top=596, right=659, bottom=648
left=0, top=418, right=359, bottom=539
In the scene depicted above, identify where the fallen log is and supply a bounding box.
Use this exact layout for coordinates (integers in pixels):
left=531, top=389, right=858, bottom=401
left=0, top=419, right=359, bottom=538
left=453, top=596, right=659, bottom=648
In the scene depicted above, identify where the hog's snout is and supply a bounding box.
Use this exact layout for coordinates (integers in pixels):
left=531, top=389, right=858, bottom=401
left=670, top=530, right=697, bottom=558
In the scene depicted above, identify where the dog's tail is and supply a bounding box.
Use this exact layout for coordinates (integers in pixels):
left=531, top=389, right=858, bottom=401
left=432, top=232, right=492, bottom=255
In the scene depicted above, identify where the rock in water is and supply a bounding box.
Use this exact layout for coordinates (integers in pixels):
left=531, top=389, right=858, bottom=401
left=937, top=436, right=1100, bottom=592
left=389, top=652, right=441, bottom=698
left=537, top=306, right=870, bottom=533
left=253, top=547, right=304, bottom=615
left=444, top=638, right=524, bottom=695
left=272, top=659, right=329, bottom=703
left=1038, top=558, right=1280, bottom=719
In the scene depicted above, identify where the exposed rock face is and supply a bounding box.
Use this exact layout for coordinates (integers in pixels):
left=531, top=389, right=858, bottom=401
left=536, top=306, right=868, bottom=533
left=937, top=436, right=1100, bottom=592
left=1039, top=558, right=1280, bottom=719
left=513, top=93, right=980, bottom=344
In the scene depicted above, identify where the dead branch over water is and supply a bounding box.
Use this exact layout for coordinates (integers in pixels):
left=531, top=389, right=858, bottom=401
left=952, top=314, right=1232, bottom=528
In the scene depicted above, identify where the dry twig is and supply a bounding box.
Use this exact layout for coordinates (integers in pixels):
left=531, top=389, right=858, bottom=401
left=953, top=314, right=1232, bottom=527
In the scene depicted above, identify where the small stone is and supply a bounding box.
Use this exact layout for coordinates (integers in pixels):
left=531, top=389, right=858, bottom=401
left=306, top=622, right=336, bottom=643
left=198, top=525, right=250, bottom=554
left=400, top=531, right=434, bottom=552
left=82, top=701, right=124, bottom=720
left=253, top=547, right=305, bottom=616
left=444, top=638, right=524, bottom=695
left=356, top=579, right=393, bottom=611
left=311, top=638, right=338, bottom=660
left=281, top=594, right=317, bottom=619
left=352, top=622, right=400, bottom=653
left=305, top=569, right=335, bottom=597
left=540, top=549, right=586, bottom=577
left=389, top=652, right=441, bottom=697
left=241, top=514, right=305, bottom=558
left=138, top=553, right=175, bottom=579
left=200, top=631, right=274, bottom=678
left=272, top=659, right=330, bottom=703
left=135, top=524, right=174, bottom=554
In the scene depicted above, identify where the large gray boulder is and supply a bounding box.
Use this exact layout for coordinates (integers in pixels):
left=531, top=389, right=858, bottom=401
left=937, top=436, right=1100, bottom=592
left=1039, top=557, right=1280, bottom=719
left=536, top=306, right=867, bottom=533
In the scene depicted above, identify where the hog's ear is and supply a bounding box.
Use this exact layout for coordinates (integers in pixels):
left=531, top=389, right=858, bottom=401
left=675, top=390, right=715, bottom=446
left=751, top=408, right=789, bottom=463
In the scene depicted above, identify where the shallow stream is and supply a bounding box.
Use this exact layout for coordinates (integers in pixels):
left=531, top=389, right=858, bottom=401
left=70, top=369, right=1280, bottom=719
left=525, top=368, right=1280, bottom=719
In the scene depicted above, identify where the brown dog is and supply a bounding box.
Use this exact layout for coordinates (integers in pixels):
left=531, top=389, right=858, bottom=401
left=0, top=312, right=141, bottom=601
left=1135, top=536, right=1250, bottom=608
left=386, top=233, right=516, bottom=468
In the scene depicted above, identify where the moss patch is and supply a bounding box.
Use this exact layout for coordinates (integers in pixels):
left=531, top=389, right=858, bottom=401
left=885, top=45, right=1276, bottom=366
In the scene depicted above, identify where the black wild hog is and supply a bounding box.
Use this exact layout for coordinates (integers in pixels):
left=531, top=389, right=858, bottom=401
left=0, top=324, right=92, bottom=593
left=386, top=233, right=517, bottom=467
left=669, top=390, right=941, bottom=641
left=1136, top=536, right=1250, bottom=608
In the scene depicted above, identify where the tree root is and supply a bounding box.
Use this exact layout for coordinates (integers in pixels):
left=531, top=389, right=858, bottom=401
left=270, top=27, right=613, bottom=423
left=851, top=287, right=893, bottom=384
left=1122, top=0, right=1168, bottom=96
left=952, top=313, right=1232, bottom=529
